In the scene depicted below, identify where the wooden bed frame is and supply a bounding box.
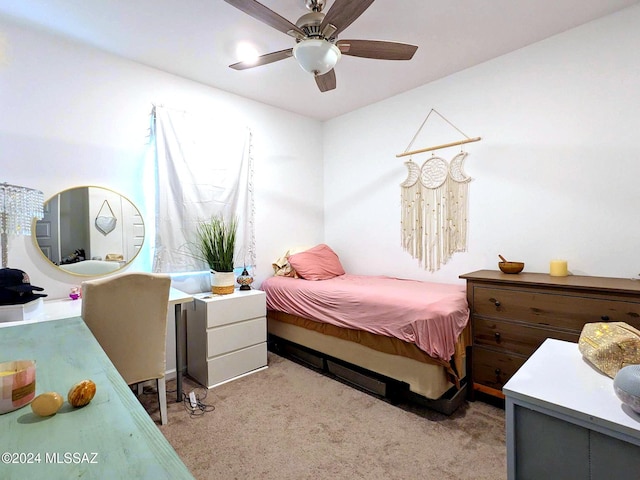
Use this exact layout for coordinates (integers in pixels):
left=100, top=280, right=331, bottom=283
left=267, top=310, right=471, bottom=415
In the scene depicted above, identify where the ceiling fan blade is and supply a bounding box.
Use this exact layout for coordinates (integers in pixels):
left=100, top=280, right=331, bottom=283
left=229, top=48, right=293, bottom=70
left=315, top=69, right=336, bottom=92
left=224, top=0, right=304, bottom=37
left=337, top=40, right=418, bottom=60
left=320, top=0, right=374, bottom=37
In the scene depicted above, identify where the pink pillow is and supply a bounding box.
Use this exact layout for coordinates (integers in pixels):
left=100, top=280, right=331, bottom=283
left=287, top=244, right=345, bottom=281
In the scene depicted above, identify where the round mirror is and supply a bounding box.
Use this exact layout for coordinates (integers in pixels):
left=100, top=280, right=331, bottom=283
left=33, top=186, right=145, bottom=276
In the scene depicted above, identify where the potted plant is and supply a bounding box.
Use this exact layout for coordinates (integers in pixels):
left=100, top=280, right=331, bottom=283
left=193, top=214, right=238, bottom=294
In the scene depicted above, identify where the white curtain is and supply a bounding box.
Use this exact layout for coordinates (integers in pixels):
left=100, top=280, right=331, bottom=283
left=152, top=105, right=254, bottom=273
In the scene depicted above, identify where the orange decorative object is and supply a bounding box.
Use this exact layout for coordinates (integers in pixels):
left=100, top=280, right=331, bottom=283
left=67, top=379, right=96, bottom=408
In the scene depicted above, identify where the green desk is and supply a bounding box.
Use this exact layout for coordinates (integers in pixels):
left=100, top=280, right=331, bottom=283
left=0, top=317, right=194, bottom=480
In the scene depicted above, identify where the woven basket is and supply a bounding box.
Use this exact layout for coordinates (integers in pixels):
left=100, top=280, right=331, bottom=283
left=211, top=271, right=235, bottom=295
left=212, top=284, right=235, bottom=295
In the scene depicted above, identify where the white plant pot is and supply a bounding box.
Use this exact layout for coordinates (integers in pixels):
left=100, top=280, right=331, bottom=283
left=211, top=271, right=235, bottom=295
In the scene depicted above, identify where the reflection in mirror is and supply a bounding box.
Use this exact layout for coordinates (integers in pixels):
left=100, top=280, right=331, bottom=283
left=34, top=187, right=145, bottom=276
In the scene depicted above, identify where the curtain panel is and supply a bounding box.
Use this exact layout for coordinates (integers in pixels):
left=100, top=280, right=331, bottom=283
left=152, top=105, right=255, bottom=273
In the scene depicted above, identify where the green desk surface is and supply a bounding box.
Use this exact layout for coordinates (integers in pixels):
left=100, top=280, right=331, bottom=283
left=0, top=317, right=194, bottom=480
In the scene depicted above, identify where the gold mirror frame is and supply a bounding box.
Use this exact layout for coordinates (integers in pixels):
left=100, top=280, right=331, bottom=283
left=32, top=186, right=145, bottom=277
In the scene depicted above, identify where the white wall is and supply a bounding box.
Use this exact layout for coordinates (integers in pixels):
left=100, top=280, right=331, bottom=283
left=0, top=17, right=325, bottom=299
left=323, top=4, right=640, bottom=284
left=0, top=17, right=325, bottom=378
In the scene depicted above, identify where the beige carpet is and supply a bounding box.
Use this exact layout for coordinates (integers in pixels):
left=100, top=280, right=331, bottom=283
left=142, top=352, right=506, bottom=480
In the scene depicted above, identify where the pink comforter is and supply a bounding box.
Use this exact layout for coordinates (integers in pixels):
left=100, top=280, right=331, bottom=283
left=261, top=274, right=469, bottom=362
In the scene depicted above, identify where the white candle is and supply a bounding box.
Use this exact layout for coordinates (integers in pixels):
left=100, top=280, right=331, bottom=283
left=550, top=259, right=568, bottom=277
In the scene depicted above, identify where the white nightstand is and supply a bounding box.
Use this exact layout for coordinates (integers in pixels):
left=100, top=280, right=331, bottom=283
left=186, top=289, right=267, bottom=388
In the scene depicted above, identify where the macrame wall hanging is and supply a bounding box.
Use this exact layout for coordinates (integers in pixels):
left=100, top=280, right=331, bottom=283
left=397, top=109, right=481, bottom=272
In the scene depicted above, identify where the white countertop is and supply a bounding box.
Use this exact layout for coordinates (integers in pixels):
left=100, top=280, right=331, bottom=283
left=0, top=287, right=192, bottom=328
left=503, top=338, right=640, bottom=443
left=168, top=287, right=195, bottom=306
left=0, top=298, right=82, bottom=327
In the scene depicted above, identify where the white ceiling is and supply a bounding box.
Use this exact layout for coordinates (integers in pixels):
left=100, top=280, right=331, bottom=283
left=1, top=0, right=638, bottom=120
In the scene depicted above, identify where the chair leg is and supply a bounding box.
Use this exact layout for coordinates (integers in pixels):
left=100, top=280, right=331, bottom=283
left=157, top=377, right=168, bottom=425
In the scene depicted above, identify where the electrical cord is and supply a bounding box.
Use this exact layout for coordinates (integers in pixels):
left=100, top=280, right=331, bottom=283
left=138, top=383, right=214, bottom=417
left=182, top=387, right=215, bottom=418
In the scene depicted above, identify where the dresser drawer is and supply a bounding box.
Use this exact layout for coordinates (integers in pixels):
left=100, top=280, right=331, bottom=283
left=472, top=346, right=526, bottom=391
left=473, top=286, right=640, bottom=332
left=207, top=317, right=266, bottom=357
left=473, top=318, right=579, bottom=357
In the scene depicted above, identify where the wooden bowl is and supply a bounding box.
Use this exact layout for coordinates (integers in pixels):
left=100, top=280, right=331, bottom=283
left=499, top=261, right=524, bottom=274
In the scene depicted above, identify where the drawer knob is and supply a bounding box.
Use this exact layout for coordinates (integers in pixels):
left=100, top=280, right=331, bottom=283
left=494, top=332, right=501, bottom=342
left=494, top=368, right=501, bottom=376
left=489, top=297, right=501, bottom=307
left=601, top=315, right=610, bottom=321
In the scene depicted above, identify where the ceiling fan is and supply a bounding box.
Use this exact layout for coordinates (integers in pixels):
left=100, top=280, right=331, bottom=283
left=224, top=0, right=418, bottom=92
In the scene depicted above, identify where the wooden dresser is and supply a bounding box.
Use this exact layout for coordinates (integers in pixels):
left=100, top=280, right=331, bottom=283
left=460, top=270, right=640, bottom=398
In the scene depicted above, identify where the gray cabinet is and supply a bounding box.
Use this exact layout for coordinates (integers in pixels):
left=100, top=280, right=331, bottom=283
left=513, top=406, right=640, bottom=479
left=503, top=339, right=640, bottom=480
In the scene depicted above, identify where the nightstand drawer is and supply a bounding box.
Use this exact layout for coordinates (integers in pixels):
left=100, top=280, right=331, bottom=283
left=473, top=318, right=579, bottom=357
left=472, top=347, right=526, bottom=391
left=195, top=291, right=266, bottom=327
left=207, top=317, right=266, bottom=357
left=205, top=343, right=267, bottom=388
left=473, top=286, right=640, bottom=332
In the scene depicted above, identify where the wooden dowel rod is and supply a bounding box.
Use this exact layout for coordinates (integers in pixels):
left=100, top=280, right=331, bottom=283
left=396, top=136, right=482, bottom=158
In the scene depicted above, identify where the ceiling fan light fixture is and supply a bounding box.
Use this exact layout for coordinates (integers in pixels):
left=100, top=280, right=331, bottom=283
left=236, top=42, right=260, bottom=65
left=292, top=39, right=341, bottom=75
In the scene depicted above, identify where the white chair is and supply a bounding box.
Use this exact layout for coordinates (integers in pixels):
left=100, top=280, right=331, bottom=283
left=81, top=272, right=171, bottom=425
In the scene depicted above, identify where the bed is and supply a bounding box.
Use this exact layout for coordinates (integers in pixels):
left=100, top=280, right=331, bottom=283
left=261, top=244, right=471, bottom=414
